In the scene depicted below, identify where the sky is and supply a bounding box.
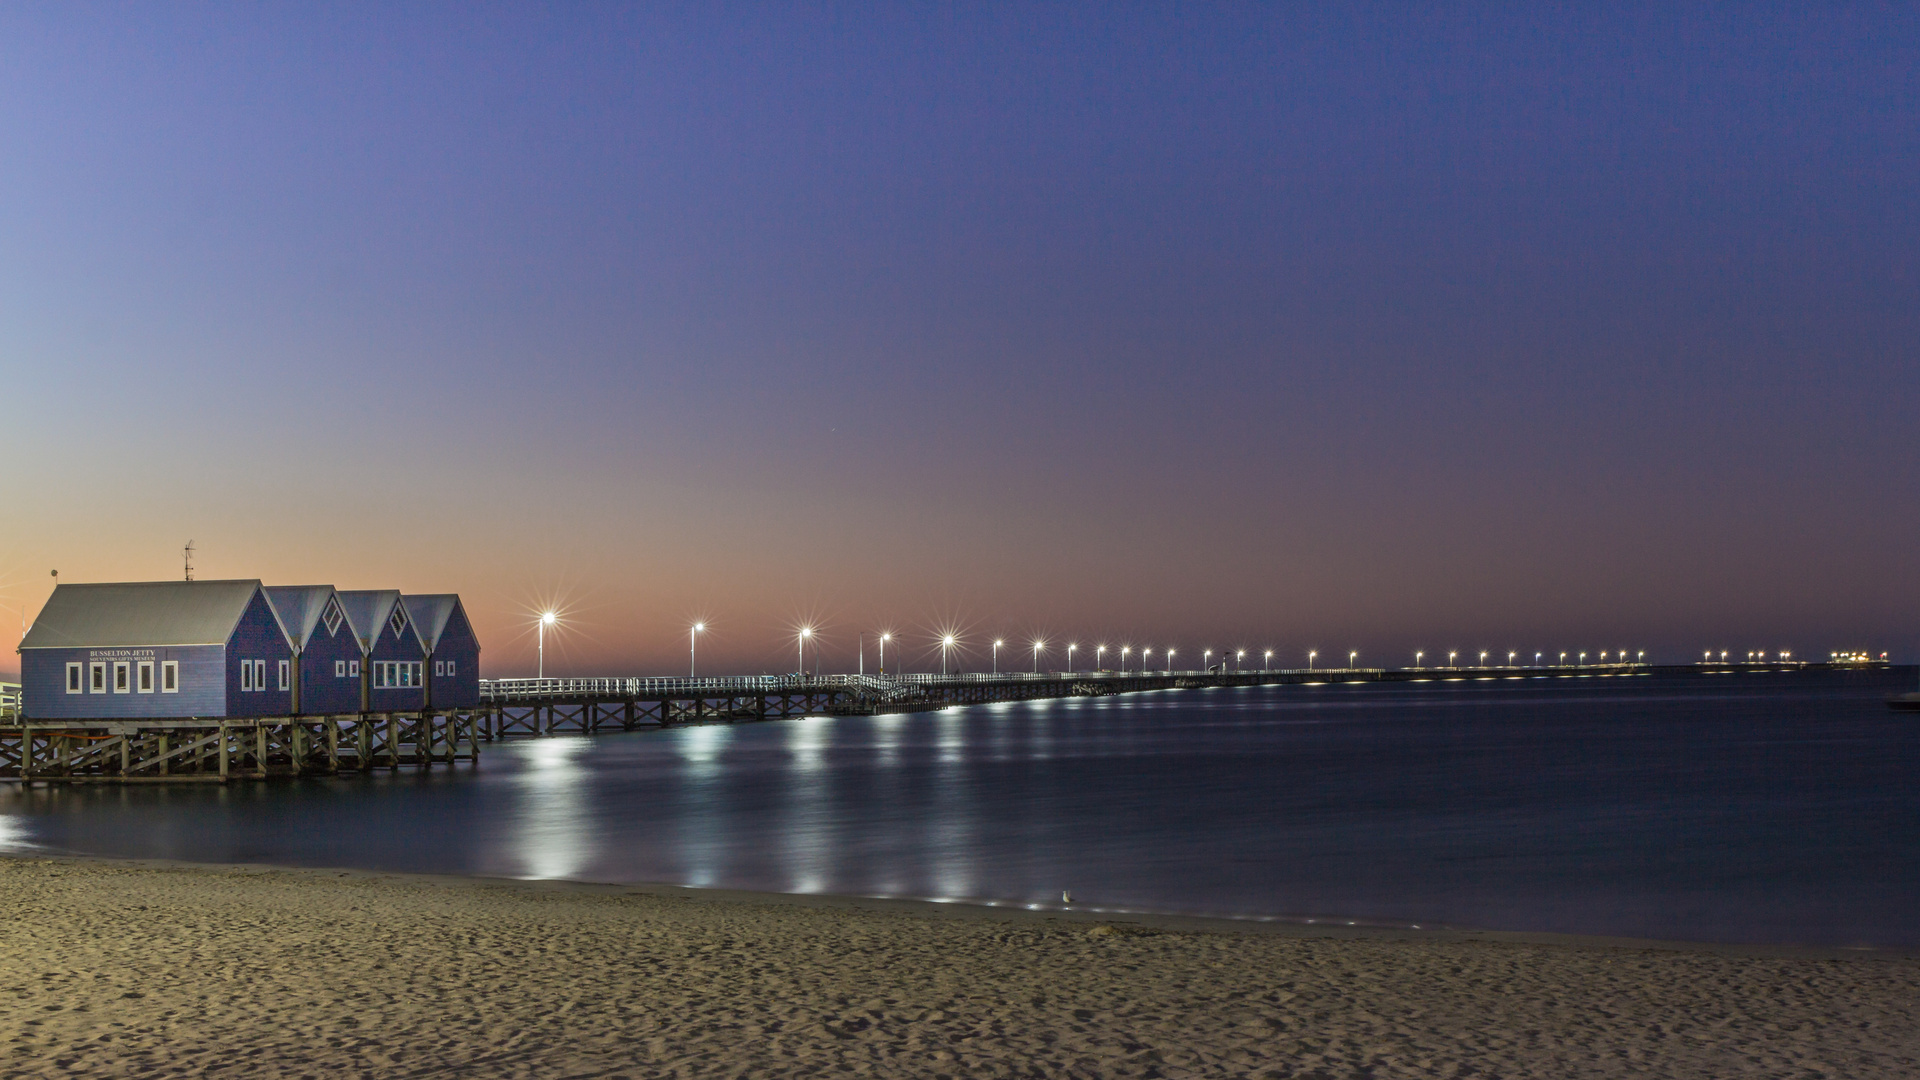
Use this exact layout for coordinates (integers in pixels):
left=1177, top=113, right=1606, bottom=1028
left=2, top=4, right=1916, bottom=677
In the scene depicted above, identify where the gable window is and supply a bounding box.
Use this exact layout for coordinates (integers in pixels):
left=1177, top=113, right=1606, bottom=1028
left=278, top=659, right=290, bottom=691
left=322, top=599, right=343, bottom=637
left=241, top=660, right=254, bottom=692
left=162, top=661, right=178, bottom=693
left=67, top=663, right=82, bottom=694
left=113, top=661, right=130, bottom=693
left=254, top=660, right=267, bottom=692
left=389, top=607, right=408, bottom=640
left=138, top=661, right=154, bottom=693
left=90, top=662, right=106, bottom=693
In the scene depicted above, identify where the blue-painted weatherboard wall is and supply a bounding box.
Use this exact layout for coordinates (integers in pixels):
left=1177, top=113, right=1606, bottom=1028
left=21, top=644, right=225, bottom=719
left=368, top=616, right=427, bottom=712
left=225, top=590, right=295, bottom=717
left=298, top=613, right=363, bottom=715
left=428, top=605, right=481, bottom=708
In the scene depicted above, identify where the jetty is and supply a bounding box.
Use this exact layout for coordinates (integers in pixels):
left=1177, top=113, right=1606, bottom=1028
left=0, top=656, right=1885, bottom=784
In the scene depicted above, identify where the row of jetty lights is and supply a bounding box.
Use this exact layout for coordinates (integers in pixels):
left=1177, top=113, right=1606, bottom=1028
left=648, top=616, right=1655, bottom=678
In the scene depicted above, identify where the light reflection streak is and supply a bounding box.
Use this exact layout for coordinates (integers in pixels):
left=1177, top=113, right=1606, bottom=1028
left=931, top=711, right=975, bottom=899
left=676, top=725, right=733, bottom=887
left=0, top=815, right=32, bottom=853
left=784, top=717, right=834, bottom=893
left=509, top=737, right=595, bottom=880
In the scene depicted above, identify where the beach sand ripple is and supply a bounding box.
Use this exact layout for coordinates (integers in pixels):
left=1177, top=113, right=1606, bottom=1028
left=0, top=859, right=1914, bottom=1077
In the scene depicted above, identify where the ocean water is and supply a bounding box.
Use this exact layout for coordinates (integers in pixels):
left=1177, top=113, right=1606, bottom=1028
left=3, top=669, right=1915, bottom=947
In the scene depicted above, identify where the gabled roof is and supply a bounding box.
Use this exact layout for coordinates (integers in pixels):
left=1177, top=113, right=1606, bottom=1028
left=20, top=580, right=266, bottom=650
left=263, top=585, right=336, bottom=653
left=334, top=590, right=416, bottom=653
left=400, top=594, right=464, bottom=652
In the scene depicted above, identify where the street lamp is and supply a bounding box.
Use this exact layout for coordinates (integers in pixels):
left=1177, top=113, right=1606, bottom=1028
left=1067, top=642, right=1077, bottom=671
left=538, top=611, right=556, bottom=678
left=1142, top=647, right=1153, bottom=671
left=1120, top=645, right=1130, bottom=673
left=1560, top=651, right=1567, bottom=665
left=1349, top=650, right=1358, bottom=669
left=1264, top=649, right=1273, bottom=670
left=993, top=639, right=1003, bottom=674
left=798, top=626, right=814, bottom=676
left=1165, top=648, right=1175, bottom=671
left=1236, top=649, right=1245, bottom=672
left=1535, top=652, right=1542, bottom=665
left=1204, top=648, right=1213, bottom=671
left=1479, top=650, right=1488, bottom=667
left=690, top=622, right=705, bottom=678
left=1448, top=650, right=1457, bottom=668
left=1031, top=639, right=1043, bottom=674
left=1307, top=649, right=1316, bottom=670
left=878, top=632, right=891, bottom=675
left=1579, top=651, right=1587, bottom=665
left=942, top=634, right=957, bottom=676
left=1508, top=650, right=1517, bottom=666
left=1096, top=645, right=1106, bottom=671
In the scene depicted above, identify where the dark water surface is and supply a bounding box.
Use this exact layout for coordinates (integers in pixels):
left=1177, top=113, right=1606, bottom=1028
left=4, top=670, right=1916, bottom=947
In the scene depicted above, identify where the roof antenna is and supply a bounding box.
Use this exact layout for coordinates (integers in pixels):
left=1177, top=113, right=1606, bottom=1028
left=183, top=540, right=195, bottom=582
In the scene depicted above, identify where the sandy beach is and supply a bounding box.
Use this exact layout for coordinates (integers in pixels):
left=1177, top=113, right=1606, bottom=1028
left=0, top=857, right=1914, bottom=1078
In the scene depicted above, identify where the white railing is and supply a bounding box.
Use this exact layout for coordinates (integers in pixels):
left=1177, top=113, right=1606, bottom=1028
left=0, top=682, right=19, bottom=720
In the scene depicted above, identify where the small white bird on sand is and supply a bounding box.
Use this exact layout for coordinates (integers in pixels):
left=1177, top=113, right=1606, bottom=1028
left=1062, top=890, right=1073, bottom=904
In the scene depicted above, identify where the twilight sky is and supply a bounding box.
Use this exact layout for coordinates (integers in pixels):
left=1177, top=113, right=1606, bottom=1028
left=2, top=4, right=1916, bottom=677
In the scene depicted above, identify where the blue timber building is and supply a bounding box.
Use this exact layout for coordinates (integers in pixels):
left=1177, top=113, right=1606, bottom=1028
left=263, top=585, right=365, bottom=716
left=17, top=580, right=295, bottom=720
left=335, top=590, right=428, bottom=713
left=402, top=594, right=481, bottom=709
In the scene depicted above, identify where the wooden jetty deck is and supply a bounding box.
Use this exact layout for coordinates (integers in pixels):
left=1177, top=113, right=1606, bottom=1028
left=0, top=659, right=1884, bottom=783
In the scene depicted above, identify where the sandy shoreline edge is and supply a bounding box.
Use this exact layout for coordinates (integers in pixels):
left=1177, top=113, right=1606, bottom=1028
left=5, top=852, right=1916, bottom=1076
left=12, top=849, right=1906, bottom=961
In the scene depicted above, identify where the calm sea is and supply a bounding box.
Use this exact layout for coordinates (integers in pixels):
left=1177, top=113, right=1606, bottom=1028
left=3, top=669, right=1916, bottom=947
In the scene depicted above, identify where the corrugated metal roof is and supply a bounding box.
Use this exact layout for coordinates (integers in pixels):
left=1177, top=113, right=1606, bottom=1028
left=20, top=580, right=263, bottom=650
left=263, top=585, right=336, bottom=652
left=334, top=589, right=401, bottom=652
left=401, top=594, right=461, bottom=651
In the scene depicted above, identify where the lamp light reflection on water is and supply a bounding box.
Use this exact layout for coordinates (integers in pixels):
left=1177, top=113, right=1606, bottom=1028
left=510, top=737, right=594, bottom=881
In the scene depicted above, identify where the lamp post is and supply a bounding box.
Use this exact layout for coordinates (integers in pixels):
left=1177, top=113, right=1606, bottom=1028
left=1415, top=650, right=1423, bottom=668
left=1236, top=650, right=1245, bottom=672
left=879, top=632, right=891, bottom=675
left=690, top=622, right=704, bottom=678
left=538, top=611, right=556, bottom=679
left=1166, top=648, right=1175, bottom=671
left=798, top=627, right=814, bottom=675
left=1307, top=649, right=1315, bottom=670
left=1032, top=639, right=1043, bottom=674
left=1204, top=648, right=1212, bottom=671
left=1096, top=645, right=1106, bottom=671
left=1142, top=647, right=1152, bottom=671
left=1448, top=650, right=1457, bottom=668
left=993, top=639, right=1003, bottom=674
left=1120, top=645, right=1130, bottom=673
left=1349, top=650, right=1358, bottom=670
left=1560, top=651, right=1567, bottom=665
left=942, top=634, right=957, bottom=676
left=1067, top=643, right=1076, bottom=672
left=1264, top=649, right=1273, bottom=670
left=1479, top=650, right=1488, bottom=667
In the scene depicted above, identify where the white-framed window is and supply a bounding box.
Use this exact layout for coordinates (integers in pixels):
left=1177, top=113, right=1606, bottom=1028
left=349, top=659, right=359, bottom=677
left=445, top=659, right=455, bottom=677
left=113, top=661, right=130, bottom=693
left=90, top=662, right=106, bottom=693
left=434, top=660, right=444, bottom=677
left=137, top=660, right=154, bottom=693
left=66, top=662, right=83, bottom=694
left=162, top=661, right=178, bottom=693
left=241, top=660, right=253, bottom=692
left=278, top=659, right=290, bottom=691
left=322, top=598, right=343, bottom=637
left=334, top=659, right=344, bottom=677
left=254, top=659, right=266, bottom=691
